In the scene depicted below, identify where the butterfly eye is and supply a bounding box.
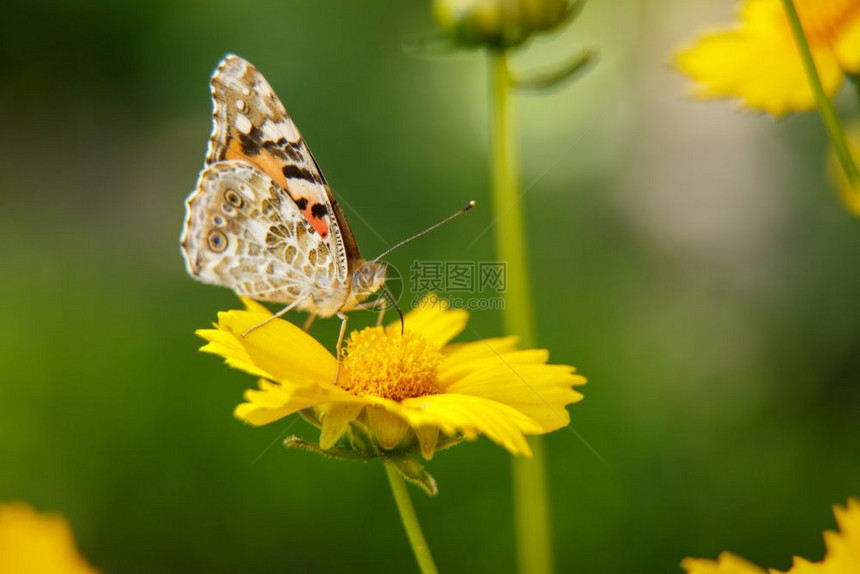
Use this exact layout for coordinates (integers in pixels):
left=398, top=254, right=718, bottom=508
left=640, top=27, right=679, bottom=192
left=225, top=189, right=244, bottom=208
left=208, top=230, right=228, bottom=252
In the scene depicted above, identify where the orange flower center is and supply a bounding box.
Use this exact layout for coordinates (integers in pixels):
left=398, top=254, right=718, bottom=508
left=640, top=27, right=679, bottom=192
left=339, top=327, right=442, bottom=402
left=796, top=0, right=860, bottom=44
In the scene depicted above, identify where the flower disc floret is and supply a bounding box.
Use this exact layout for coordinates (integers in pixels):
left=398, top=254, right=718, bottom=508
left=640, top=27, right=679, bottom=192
left=341, top=328, right=442, bottom=402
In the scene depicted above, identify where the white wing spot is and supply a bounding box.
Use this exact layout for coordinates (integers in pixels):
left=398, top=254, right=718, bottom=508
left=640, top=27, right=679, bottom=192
left=241, top=87, right=252, bottom=96
left=235, top=99, right=247, bottom=112
left=235, top=113, right=253, bottom=135
left=261, top=119, right=299, bottom=143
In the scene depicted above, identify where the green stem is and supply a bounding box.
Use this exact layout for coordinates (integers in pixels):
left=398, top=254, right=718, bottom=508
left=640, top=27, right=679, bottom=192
left=384, top=462, right=439, bottom=574
left=851, top=74, right=860, bottom=112
left=781, top=0, right=860, bottom=185
left=489, top=49, right=554, bottom=574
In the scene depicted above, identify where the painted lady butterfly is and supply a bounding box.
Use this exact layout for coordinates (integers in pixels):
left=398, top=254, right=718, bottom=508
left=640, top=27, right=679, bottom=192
left=181, top=55, right=472, bottom=351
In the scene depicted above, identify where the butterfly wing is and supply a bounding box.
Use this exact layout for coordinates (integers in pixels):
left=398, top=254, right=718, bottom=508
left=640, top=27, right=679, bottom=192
left=180, top=161, right=344, bottom=306
left=206, top=55, right=362, bottom=277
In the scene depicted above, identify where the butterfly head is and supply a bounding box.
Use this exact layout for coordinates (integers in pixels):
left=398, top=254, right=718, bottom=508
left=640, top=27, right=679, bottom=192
left=351, top=260, right=387, bottom=302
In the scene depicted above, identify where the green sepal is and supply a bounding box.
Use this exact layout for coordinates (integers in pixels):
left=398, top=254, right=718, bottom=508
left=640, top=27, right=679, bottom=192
left=298, top=407, right=322, bottom=429
left=383, top=454, right=439, bottom=497
left=400, top=33, right=463, bottom=57
left=435, top=434, right=467, bottom=453
left=283, top=436, right=370, bottom=462
left=511, top=49, right=597, bottom=91
left=401, top=431, right=466, bottom=459
left=346, top=420, right=381, bottom=458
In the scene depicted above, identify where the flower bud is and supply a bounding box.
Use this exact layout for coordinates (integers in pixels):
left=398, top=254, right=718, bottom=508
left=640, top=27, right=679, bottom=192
left=433, top=0, right=571, bottom=49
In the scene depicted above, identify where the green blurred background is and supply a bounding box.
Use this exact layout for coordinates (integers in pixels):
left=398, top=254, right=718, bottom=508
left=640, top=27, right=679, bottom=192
left=2, top=1, right=859, bottom=572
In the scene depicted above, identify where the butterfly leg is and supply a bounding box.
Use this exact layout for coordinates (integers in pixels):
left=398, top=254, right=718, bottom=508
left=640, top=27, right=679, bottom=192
left=332, top=311, right=348, bottom=384
left=302, top=313, right=317, bottom=332
left=375, top=297, right=388, bottom=327
left=241, top=295, right=307, bottom=338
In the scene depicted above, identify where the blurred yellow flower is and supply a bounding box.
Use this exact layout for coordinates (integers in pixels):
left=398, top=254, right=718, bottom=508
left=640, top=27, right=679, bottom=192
left=0, top=503, right=99, bottom=574
left=683, top=499, right=860, bottom=574
left=198, top=296, right=585, bottom=458
left=804, top=498, right=860, bottom=573
left=682, top=552, right=766, bottom=574
left=676, top=0, right=860, bottom=116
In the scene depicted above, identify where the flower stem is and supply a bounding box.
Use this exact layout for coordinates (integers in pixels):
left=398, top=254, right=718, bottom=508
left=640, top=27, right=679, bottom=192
left=851, top=75, right=860, bottom=110
left=489, top=49, right=554, bottom=574
left=384, top=462, right=439, bottom=574
left=781, top=0, right=860, bottom=186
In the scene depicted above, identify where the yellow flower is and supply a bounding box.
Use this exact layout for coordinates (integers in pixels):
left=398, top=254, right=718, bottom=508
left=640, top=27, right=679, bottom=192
left=676, top=0, right=860, bottom=116
left=197, top=296, right=585, bottom=458
left=0, top=503, right=99, bottom=574
left=682, top=499, right=860, bottom=574
left=682, top=552, right=767, bottom=574
left=816, top=498, right=860, bottom=573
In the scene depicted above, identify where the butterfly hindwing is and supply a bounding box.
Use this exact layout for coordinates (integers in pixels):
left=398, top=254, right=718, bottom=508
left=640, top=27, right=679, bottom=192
left=180, top=160, right=343, bottom=304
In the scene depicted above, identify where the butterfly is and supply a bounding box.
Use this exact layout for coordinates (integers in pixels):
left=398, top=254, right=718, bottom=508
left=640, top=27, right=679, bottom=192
left=180, top=54, right=389, bottom=349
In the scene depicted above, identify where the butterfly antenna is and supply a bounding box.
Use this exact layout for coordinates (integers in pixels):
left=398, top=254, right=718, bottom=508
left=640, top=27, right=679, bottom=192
left=380, top=284, right=405, bottom=335
left=371, top=201, right=476, bottom=263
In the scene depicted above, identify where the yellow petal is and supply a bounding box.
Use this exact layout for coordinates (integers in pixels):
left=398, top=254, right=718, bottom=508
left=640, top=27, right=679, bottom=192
left=444, top=360, right=585, bottom=432
left=366, top=406, right=409, bottom=449
left=198, top=328, right=273, bottom=379
left=212, top=310, right=337, bottom=386
left=415, top=426, right=439, bottom=460
left=821, top=498, right=860, bottom=572
left=393, top=393, right=543, bottom=456
left=393, top=294, right=468, bottom=347
left=681, top=552, right=767, bottom=574
left=675, top=0, right=844, bottom=116
left=833, top=11, right=860, bottom=73
left=769, top=557, right=827, bottom=574
left=235, top=378, right=360, bottom=426
left=0, top=503, right=100, bottom=574
left=319, top=403, right=365, bottom=449
left=443, top=336, right=520, bottom=359
left=439, top=347, right=550, bottom=386
left=240, top=296, right=271, bottom=315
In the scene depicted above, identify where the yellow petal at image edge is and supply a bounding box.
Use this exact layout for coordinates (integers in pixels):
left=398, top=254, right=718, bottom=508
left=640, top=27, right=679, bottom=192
left=0, top=503, right=99, bottom=574
left=682, top=551, right=767, bottom=574
left=822, top=498, right=860, bottom=572
left=771, top=557, right=827, bottom=574
left=675, top=0, right=844, bottom=116
left=833, top=10, right=860, bottom=73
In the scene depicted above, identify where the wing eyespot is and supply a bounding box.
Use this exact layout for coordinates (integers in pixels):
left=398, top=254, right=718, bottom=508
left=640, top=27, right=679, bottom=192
left=213, top=215, right=225, bottom=227
left=225, top=189, right=244, bottom=208
left=208, top=230, right=228, bottom=252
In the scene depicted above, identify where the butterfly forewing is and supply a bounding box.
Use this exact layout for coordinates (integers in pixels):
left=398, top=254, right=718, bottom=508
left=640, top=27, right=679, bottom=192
left=182, top=55, right=377, bottom=318
left=207, top=56, right=347, bottom=252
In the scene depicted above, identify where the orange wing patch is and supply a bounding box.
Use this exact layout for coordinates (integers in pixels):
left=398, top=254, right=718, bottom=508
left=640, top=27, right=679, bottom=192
left=225, top=142, right=330, bottom=239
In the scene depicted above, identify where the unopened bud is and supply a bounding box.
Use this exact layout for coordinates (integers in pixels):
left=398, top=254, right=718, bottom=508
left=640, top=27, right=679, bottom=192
left=433, top=0, right=571, bottom=49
